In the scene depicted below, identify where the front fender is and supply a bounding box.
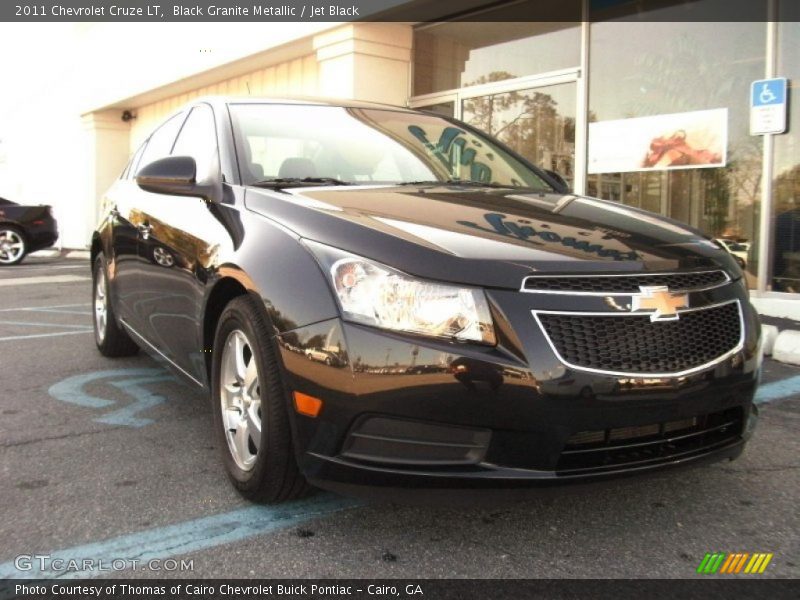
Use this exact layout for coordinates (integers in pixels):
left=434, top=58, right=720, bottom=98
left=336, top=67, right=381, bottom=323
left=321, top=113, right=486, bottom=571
left=212, top=207, right=339, bottom=335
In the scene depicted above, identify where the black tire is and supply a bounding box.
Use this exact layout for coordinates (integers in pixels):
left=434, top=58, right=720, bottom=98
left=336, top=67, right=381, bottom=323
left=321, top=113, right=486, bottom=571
left=92, top=255, right=139, bottom=357
left=211, top=294, right=310, bottom=503
left=0, top=225, right=27, bottom=266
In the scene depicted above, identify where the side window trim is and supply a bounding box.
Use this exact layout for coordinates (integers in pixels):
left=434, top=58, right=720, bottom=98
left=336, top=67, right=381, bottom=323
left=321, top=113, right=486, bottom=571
left=170, top=103, right=219, bottom=155
left=170, top=103, right=221, bottom=181
left=136, top=111, right=188, bottom=175
left=126, top=142, right=147, bottom=180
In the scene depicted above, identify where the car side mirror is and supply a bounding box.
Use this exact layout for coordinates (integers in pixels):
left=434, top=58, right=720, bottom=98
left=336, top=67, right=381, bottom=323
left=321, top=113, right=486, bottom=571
left=543, top=169, right=570, bottom=194
left=136, top=156, right=220, bottom=202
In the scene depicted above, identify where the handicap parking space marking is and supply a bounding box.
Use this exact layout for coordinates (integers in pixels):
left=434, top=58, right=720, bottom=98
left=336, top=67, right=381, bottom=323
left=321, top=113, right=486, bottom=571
left=0, top=320, right=91, bottom=330
left=0, top=494, right=361, bottom=580
left=0, top=303, right=89, bottom=312
left=23, top=307, right=93, bottom=316
left=0, top=303, right=93, bottom=339
left=0, top=303, right=92, bottom=318
left=0, top=274, right=90, bottom=287
left=96, top=375, right=178, bottom=427
left=0, top=303, right=92, bottom=317
left=0, top=315, right=93, bottom=341
left=3, top=264, right=88, bottom=272
left=48, top=369, right=179, bottom=427
left=754, top=374, right=800, bottom=405
left=0, top=330, right=93, bottom=342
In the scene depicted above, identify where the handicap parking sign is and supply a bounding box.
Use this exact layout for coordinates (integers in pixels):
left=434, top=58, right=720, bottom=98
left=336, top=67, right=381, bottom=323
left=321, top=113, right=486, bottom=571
left=750, top=78, right=788, bottom=135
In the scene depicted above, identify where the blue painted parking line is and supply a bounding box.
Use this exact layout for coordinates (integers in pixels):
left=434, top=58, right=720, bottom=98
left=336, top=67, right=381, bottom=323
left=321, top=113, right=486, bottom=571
left=27, top=308, right=93, bottom=316
left=0, top=320, right=91, bottom=330
left=0, top=330, right=93, bottom=342
left=755, top=374, right=800, bottom=405
left=0, top=494, right=360, bottom=580
left=0, top=303, right=87, bottom=312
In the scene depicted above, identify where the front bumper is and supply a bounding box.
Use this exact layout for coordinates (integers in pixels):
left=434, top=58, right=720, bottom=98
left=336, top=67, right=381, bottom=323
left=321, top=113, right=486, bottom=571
left=276, top=283, right=760, bottom=495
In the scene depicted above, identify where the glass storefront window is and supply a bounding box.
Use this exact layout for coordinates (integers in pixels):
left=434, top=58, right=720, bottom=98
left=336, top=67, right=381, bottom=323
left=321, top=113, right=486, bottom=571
left=771, top=18, right=800, bottom=292
left=461, top=83, right=576, bottom=187
left=414, top=22, right=579, bottom=96
left=416, top=101, right=455, bottom=118
left=588, top=10, right=767, bottom=286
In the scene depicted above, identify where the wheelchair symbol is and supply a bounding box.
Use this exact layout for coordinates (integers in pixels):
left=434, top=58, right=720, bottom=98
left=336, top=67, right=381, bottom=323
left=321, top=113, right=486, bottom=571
left=49, top=368, right=178, bottom=427
left=759, top=83, right=777, bottom=105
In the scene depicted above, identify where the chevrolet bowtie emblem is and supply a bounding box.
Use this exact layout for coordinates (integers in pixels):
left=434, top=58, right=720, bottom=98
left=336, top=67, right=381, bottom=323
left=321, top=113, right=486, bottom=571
left=631, top=286, right=689, bottom=322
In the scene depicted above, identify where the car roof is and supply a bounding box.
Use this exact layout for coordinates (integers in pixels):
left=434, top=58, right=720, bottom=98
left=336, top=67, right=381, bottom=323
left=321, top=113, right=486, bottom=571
left=193, top=95, right=418, bottom=113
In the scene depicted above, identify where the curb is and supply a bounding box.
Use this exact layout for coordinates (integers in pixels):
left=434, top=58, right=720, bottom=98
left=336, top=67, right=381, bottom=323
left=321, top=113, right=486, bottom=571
left=761, top=324, right=779, bottom=356
left=773, top=330, right=800, bottom=366
left=761, top=317, right=800, bottom=367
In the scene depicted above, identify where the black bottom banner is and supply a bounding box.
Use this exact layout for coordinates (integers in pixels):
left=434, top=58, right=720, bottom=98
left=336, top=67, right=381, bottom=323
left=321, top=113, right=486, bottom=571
left=1, top=579, right=796, bottom=600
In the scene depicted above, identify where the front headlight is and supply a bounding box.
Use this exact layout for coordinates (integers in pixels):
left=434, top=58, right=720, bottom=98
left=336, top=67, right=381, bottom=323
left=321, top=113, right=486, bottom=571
left=306, top=242, right=495, bottom=345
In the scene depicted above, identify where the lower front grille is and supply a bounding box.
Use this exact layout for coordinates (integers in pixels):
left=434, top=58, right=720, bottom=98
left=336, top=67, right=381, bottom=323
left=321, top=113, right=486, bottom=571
left=557, top=408, right=744, bottom=474
left=341, top=417, right=491, bottom=467
left=535, top=300, right=742, bottom=376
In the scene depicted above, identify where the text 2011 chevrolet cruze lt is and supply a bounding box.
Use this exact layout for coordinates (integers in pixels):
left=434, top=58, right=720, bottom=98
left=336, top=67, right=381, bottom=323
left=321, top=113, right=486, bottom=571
left=92, top=98, right=761, bottom=502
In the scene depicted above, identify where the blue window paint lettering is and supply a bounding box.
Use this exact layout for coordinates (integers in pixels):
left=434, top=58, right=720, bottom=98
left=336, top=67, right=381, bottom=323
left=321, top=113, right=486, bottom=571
left=457, top=212, right=640, bottom=261
left=408, top=125, right=494, bottom=181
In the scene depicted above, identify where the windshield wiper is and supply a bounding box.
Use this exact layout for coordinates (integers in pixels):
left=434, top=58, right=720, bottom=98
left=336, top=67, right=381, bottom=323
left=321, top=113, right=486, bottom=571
left=249, top=177, right=352, bottom=189
left=398, top=179, right=539, bottom=190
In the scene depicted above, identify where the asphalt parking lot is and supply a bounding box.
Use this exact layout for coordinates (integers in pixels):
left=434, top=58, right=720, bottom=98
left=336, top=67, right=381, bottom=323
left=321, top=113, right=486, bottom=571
left=0, top=257, right=798, bottom=580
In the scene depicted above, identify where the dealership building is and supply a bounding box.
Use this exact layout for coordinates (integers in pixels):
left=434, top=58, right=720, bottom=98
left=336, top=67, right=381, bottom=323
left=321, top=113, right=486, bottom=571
left=0, top=0, right=797, bottom=310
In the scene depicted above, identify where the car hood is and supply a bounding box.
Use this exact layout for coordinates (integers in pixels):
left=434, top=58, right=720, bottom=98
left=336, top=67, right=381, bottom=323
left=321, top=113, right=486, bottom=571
left=244, top=185, right=738, bottom=290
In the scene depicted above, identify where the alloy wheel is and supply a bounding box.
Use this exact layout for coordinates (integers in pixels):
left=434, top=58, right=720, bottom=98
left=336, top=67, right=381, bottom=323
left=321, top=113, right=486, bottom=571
left=220, top=329, right=262, bottom=471
left=153, top=246, right=175, bottom=267
left=0, top=229, right=25, bottom=264
left=94, top=267, right=108, bottom=343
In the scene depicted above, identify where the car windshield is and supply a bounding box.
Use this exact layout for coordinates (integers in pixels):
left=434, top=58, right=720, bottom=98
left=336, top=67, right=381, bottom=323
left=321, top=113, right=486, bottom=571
left=228, top=104, right=553, bottom=190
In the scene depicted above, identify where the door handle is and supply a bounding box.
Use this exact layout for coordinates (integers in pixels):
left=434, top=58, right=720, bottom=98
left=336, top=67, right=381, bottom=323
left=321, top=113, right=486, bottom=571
left=137, top=223, right=152, bottom=240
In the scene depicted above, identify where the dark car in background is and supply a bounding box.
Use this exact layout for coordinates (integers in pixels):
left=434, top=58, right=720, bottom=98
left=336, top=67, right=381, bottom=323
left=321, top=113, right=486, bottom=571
left=91, top=98, right=761, bottom=503
left=0, top=197, right=58, bottom=265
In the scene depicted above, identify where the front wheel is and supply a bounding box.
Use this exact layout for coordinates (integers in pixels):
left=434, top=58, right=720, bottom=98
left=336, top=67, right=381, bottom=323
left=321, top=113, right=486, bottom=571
left=0, top=226, right=27, bottom=266
left=211, top=294, right=310, bottom=503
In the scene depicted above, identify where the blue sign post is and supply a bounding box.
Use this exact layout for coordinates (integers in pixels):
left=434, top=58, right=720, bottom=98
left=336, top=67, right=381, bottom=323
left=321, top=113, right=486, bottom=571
left=750, top=77, right=788, bottom=135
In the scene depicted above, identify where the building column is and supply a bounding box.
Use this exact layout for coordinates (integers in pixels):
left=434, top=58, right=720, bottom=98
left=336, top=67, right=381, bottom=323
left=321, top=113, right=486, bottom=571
left=82, top=110, right=131, bottom=244
left=313, top=23, right=413, bottom=106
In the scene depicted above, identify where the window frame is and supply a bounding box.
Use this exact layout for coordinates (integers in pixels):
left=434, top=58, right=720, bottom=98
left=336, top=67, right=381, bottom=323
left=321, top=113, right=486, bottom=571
left=135, top=110, right=188, bottom=175
left=170, top=102, right=221, bottom=181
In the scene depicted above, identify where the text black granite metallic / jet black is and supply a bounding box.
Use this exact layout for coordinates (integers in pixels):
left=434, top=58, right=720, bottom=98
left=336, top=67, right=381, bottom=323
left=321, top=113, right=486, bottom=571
left=92, top=98, right=761, bottom=502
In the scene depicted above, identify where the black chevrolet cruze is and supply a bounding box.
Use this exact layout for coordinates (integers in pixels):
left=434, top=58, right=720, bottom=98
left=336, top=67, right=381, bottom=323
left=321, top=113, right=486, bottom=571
left=92, top=98, right=761, bottom=502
